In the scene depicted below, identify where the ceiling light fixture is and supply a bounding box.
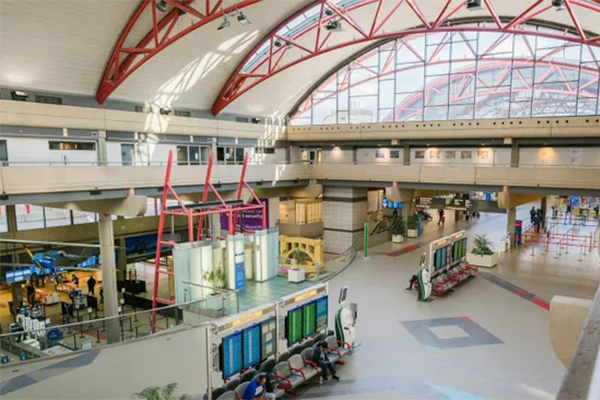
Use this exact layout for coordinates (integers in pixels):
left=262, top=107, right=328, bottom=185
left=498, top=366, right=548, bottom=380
left=325, top=20, right=343, bottom=32
left=466, top=0, right=482, bottom=11
left=217, top=15, right=231, bottom=30
left=237, top=10, right=251, bottom=25
left=552, top=0, right=565, bottom=11
left=156, top=0, right=167, bottom=12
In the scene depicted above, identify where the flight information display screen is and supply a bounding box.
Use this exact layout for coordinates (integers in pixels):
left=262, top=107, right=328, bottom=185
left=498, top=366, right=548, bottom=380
left=243, top=324, right=261, bottom=369
left=221, top=331, right=242, bottom=379
left=287, top=306, right=303, bottom=346
left=303, top=301, right=316, bottom=338
left=316, top=296, right=328, bottom=332
left=260, top=317, right=277, bottom=360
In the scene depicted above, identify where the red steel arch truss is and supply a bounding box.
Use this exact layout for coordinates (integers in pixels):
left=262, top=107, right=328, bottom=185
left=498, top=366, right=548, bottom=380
left=96, top=0, right=262, bottom=104
left=212, top=0, right=600, bottom=115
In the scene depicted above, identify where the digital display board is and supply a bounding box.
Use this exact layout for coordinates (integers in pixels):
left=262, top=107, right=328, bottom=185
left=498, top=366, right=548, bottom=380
left=243, top=324, right=261, bottom=369
left=221, top=331, right=242, bottom=379
left=287, top=306, right=303, bottom=346
left=303, top=301, right=316, bottom=338
left=260, top=317, right=277, bottom=360
left=316, top=296, right=328, bottom=332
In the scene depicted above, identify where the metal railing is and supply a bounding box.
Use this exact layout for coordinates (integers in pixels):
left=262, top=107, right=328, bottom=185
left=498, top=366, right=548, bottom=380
left=0, top=293, right=238, bottom=366
left=2, top=160, right=600, bottom=169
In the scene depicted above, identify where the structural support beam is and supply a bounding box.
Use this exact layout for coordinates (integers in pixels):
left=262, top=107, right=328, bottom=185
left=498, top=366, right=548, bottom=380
left=43, top=196, right=148, bottom=217
left=98, top=214, right=120, bottom=344
left=213, top=0, right=600, bottom=115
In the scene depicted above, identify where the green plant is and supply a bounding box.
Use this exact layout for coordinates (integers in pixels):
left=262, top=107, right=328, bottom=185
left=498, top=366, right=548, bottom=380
left=203, top=261, right=227, bottom=289
left=292, top=248, right=307, bottom=265
left=471, top=234, right=495, bottom=256
left=133, top=383, right=192, bottom=400
left=407, top=214, right=419, bottom=230
left=390, top=214, right=406, bottom=236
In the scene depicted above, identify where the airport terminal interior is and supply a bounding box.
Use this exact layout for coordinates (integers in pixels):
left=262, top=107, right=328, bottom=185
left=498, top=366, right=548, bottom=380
left=1, top=0, right=600, bottom=399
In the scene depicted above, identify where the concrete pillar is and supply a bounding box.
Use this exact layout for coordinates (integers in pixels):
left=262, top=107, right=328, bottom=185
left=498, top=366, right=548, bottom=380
left=11, top=283, right=23, bottom=313
left=97, top=130, right=108, bottom=166
left=541, top=196, right=548, bottom=231
left=511, top=142, right=519, bottom=168
left=116, top=237, right=127, bottom=281
left=507, top=207, right=517, bottom=249
left=98, top=214, right=120, bottom=343
left=6, top=205, right=17, bottom=235
left=403, top=145, right=410, bottom=166
left=322, top=187, right=368, bottom=254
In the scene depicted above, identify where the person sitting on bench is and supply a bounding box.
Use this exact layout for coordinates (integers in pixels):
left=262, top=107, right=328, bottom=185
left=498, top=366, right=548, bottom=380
left=312, top=342, right=340, bottom=381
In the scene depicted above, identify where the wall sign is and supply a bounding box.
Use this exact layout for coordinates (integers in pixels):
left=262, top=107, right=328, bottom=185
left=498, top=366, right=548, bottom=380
left=220, top=198, right=269, bottom=232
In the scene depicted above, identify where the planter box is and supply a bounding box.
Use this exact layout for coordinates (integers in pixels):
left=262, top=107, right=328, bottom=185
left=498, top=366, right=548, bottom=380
left=288, top=268, right=306, bottom=283
left=392, top=235, right=404, bottom=244
left=407, top=229, right=418, bottom=238
left=467, top=252, right=499, bottom=268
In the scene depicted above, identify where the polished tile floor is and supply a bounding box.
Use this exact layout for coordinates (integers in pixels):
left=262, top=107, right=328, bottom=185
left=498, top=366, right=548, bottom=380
left=2, top=204, right=598, bottom=400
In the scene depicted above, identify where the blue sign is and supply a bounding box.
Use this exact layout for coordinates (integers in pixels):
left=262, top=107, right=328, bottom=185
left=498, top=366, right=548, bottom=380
left=235, top=261, right=245, bottom=290
left=1, top=355, right=8, bottom=364
left=393, top=202, right=403, bottom=210
left=20, top=354, right=27, bottom=361
left=47, top=329, right=63, bottom=342
left=382, top=197, right=390, bottom=208
left=571, top=196, right=580, bottom=208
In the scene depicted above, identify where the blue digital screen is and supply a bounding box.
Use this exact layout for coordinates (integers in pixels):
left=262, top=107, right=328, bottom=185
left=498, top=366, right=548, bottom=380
left=316, top=296, right=328, bottom=332
left=243, top=324, right=261, bottom=369
left=221, top=331, right=242, bottom=379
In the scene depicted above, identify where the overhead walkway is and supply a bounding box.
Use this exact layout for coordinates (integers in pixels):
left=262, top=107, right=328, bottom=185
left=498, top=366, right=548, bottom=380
left=2, top=163, right=599, bottom=205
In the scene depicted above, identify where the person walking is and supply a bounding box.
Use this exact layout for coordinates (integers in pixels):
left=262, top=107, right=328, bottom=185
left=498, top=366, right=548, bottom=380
left=437, top=209, right=445, bottom=226
left=312, top=342, right=340, bottom=381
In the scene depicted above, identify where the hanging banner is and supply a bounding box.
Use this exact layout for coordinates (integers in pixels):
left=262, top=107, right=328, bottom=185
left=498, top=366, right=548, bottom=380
left=220, top=198, right=269, bottom=232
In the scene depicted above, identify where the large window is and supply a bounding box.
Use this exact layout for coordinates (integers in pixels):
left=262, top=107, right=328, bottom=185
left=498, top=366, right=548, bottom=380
left=291, top=25, right=600, bottom=125
left=49, top=141, right=96, bottom=151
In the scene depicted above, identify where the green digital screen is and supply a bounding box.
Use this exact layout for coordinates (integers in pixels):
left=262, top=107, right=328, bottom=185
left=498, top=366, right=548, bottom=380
left=303, top=301, right=316, bottom=338
left=287, top=307, right=303, bottom=346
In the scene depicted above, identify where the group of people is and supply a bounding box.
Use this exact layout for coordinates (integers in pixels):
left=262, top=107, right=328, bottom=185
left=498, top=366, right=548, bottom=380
left=242, top=341, right=339, bottom=400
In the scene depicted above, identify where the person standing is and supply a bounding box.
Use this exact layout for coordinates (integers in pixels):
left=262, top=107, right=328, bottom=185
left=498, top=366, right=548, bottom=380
left=437, top=209, right=445, bottom=226
left=70, top=274, right=79, bottom=287
left=87, top=275, right=96, bottom=296
left=312, top=342, right=340, bottom=381
left=26, top=280, right=36, bottom=306
left=243, top=374, right=275, bottom=400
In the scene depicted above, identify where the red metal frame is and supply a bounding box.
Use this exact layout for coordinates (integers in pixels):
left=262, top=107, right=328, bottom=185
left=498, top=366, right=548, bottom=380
left=212, top=0, right=600, bottom=115
left=96, top=0, right=262, bottom=104
left=150, top=149, right=266, bottom=332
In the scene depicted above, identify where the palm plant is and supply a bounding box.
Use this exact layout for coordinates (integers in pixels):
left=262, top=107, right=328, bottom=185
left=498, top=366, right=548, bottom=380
left=471, top=234, right=495, bottom=256
left=133, top=383, right=192, bottom=400
left=292, top=248, right=307, bottom=265
left=203, top=261, right=227, bottom=290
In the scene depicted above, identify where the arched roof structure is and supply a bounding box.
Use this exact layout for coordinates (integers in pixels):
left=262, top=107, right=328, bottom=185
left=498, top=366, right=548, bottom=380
left=0, top=0, right=599, bottom=118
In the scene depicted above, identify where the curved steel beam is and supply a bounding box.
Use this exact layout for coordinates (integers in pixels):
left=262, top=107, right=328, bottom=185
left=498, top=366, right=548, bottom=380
left=212, top=0, right=600, bottom=115
left=96, top=0, right=262, bottom=104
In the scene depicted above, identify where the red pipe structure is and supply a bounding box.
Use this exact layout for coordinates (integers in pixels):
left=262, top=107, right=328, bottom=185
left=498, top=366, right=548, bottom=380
left=150, top=149, right=266, bottom=332
left=96, top=0, right=262, bottom=104
left=212, top=0, right=600, bottom=115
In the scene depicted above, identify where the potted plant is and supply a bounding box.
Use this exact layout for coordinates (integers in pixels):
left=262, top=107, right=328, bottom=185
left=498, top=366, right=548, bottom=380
left=390, top=214, right=406, bottom=243
left=133, top=383, right=191, bottom=400
left=467, top=234, right=499, bottom=268
left=203, top=261, right=227, bottom=309
left=289, top=248, right=307, bottom=283
left=406, top=214, right=419, bottom=238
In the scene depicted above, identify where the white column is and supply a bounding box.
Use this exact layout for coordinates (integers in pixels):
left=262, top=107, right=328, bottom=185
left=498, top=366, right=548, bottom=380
left=98, top=214, right=120, bottom=343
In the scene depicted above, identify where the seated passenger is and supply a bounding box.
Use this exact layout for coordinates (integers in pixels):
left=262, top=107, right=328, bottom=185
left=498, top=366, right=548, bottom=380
left=312, top=342, right=340, bottom=381
left=243, top=373, right=275, bottom=400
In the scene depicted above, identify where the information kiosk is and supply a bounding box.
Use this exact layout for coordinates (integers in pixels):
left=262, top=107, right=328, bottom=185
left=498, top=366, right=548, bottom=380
left=335, top=286, right=357, bottom=347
